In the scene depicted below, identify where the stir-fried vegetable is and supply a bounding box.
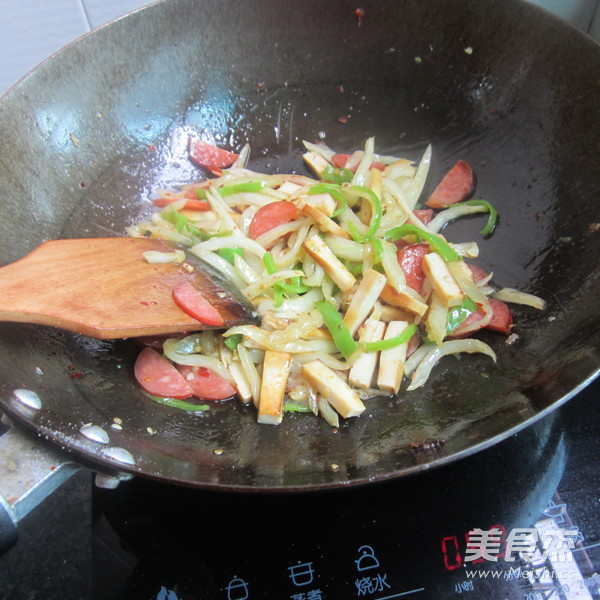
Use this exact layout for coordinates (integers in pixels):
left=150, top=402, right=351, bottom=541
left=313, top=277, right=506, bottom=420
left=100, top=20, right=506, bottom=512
left=130, top=138, right=546, bottom=425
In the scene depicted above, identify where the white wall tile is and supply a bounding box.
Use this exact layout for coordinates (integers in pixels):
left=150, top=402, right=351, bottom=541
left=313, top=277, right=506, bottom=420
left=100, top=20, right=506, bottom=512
left=1, top=0, right=598, bottom=99
left=0, top=0, right=90, bottom=96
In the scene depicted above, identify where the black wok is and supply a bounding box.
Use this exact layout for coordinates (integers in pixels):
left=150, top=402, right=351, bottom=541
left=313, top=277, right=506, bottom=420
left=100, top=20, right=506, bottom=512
left=0, top=0, right=598, bottom=491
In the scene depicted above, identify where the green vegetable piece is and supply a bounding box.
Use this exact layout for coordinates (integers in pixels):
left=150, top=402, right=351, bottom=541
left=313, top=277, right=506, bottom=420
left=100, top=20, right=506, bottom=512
left=218, top=247, right=244, bottom=264
left=446, top=297, right=478, bottom=335
left=321, top=164, right=354, bottom=184
left=262, top=251, right=278, bottom=275
left=283, top=400, right=313, bottom=413
left=464, top=200, right=498, bottom=236
left=346, top=185, right=382, bottom=243
left=145, top=393, right=209, bottom=412
left=316, top=300, right=358, bottom=359
left=224, top=333, right=243, bottom=350
left=217, top=181, right=267, bottom=197
left=162, top=206, right=188, bottom=232
left=384, top=223, right=460, bottom=262
left=370, top=238, right=384, bottom=265
left=363, top=324, right=417, bottom=352
left=278, top=276, right=311, bottom=295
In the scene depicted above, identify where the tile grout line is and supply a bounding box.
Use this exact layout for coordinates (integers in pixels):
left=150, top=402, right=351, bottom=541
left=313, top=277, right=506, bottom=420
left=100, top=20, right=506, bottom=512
left=77, top=0, right=93, bottom=32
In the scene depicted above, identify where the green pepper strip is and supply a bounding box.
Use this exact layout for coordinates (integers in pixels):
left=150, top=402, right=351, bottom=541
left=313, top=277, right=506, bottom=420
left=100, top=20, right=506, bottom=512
left=283, top=400, right=313, bottom=413
left=162, top=206, right=188, bottom=232
left=384, top=224, right=460, bottom=263
left=346, top=185, right=382, bottom=243
left=308, top=183, right=348, bottom=218
left=218, top=247, right=244, bottom=264
left=321, top=164, right=354, bottom=185
left=145, top=392, right=209, bottom=412
left=341, top=259, right=364, bottom=276
left=464, top=200, right=498, bottom=236
left=363, top=324, right=417, bottom=352
left=195, top=180, right=268, bottom=199
left=370, top=238, right=384, bottom=265
left=224, top=333, right=243, bottom=350
left=218, top=181, right=267, bottom=197
left=262, top=251, right=278, bottom=275
left=446, top=297, right=478, bottom=335
left=316, top=301, right=358, bottom=359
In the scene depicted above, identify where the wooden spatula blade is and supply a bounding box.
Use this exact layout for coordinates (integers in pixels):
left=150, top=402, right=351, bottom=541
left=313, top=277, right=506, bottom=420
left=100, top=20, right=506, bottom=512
left=0, top=237, right=259, bottom=339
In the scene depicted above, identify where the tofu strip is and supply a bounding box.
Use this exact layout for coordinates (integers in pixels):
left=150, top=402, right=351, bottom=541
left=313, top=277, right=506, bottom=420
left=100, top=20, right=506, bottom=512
left=380, top=284, right=428, bottom=317
left=303, top=235, right=356, bottom=292
left=349, top=320, right=385, bottom=389
left=298, top=200, right=351, bottom=239
left=229, top=360, right=253, bottom=404
left=257, top=350, right=292, bottom=425
left=343, top=269, right=388, bottom=336
left=421, top=252, right=464, bottom=307
left=376, top=320, right=410, bottom=393
left=301, top=360, right=366, bottom=418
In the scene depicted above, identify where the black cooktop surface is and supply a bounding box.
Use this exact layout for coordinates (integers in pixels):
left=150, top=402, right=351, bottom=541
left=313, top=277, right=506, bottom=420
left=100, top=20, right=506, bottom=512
left=92, top=377, right=600, bottom=600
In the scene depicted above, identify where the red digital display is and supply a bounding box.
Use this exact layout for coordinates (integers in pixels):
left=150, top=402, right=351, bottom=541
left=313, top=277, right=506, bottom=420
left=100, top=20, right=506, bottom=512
left=441, top=523, right=507, bottom=571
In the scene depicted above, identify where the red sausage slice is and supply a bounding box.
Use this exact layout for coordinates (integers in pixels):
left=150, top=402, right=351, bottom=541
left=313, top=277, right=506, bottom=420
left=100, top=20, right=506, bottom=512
left=413, top=209, right=434, bottom=225
left=426, top=160, right=475, bottom=208
left=188, top=138, right=239, bottom=172
left=134, top=347, right=193, bottom=399
left=453, top=297, right=513, bottom=336
left=397, top=243, right=430, bottom=294
left=177, top=365, right=237, bottom=401
left=248, top=200, right=299, bottom=240
left=172, top=282, right=224, bottom=326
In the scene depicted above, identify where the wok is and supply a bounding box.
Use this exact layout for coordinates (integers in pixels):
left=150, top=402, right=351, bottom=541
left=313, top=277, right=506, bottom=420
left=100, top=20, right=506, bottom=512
left=0, top=0, right=598, bottom=492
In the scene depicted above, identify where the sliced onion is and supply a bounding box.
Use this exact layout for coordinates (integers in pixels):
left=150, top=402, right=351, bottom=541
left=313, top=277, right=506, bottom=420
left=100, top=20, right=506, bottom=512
left=352, top=137, right=375, bottom=187
left=143, top=249, right=186, bottom=264
left=381, top=238, right=407, bottom=293
left=450, top=242, right=480, bottom=258
left=493, top=288, right=547, bottom=310
left=404, top=144, right=432, bottom=209
left=162, top=339, right=235, bottom=384
left=242, top=270, right=304, bottom=299
left=302, top=140, right=336, bottom=162
left=323, top=235, right=364, bottom=262
left=237, top=344, right=261, bottom=405
left=318, top=395, right=340, bottom=427
left=190, top=235, right=267, bottom=259
left=428, top=204, right=490, bottom=233
left=407, top=339, right=497, bottom=390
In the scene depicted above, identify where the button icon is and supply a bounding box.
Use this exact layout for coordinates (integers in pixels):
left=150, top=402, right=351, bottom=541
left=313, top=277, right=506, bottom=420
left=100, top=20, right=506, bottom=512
left=288, top=561, right=315, bottom=586
left=225, top=576, right=249, bottom=600
left=355, top=545, right=380, bottom=571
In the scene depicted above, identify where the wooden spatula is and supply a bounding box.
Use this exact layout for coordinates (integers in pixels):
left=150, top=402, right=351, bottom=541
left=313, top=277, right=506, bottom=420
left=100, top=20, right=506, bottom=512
left=0, top=237, right=259, bottom=339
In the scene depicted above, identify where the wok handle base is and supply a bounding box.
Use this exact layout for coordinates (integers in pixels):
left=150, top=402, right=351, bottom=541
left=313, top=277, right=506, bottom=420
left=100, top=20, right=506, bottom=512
left=0, top=422, right=80, bottom=554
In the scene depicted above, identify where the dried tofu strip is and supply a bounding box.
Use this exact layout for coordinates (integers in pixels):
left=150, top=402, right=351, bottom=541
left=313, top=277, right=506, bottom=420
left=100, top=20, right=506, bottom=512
left=343, top=269, right=388, bottom=335
left=380, top=284, right=428, bottom=317
left=302, top=151, right=329, bottom=176
left=376, top=320, right=410, bottom=393
left=302, top=192, right=337, bottom=216
left=229, top=360, right=254, bottom=404
left=303, top=235, right=356, bottom=292
left=349, top=320, right=385, bottom=389
left=301, top=360, right=366, bottom=418
left=421, top=253, right=464, bottom=307
left=297, top=200, right=351, bottom=239
left=257, top=350, right=292, bottom=425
